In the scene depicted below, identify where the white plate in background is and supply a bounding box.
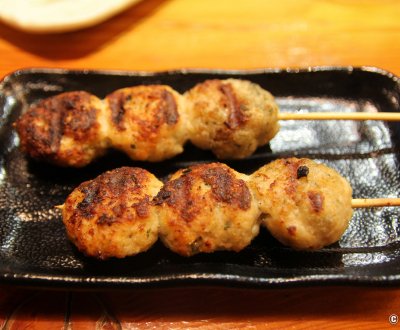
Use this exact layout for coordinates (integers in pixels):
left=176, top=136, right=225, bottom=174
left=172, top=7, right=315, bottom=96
left=0, top=0, right=142, bottom=33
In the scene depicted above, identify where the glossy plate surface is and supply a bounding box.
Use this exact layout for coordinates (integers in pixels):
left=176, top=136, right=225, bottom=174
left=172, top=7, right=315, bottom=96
left=0, top=67, right=400, bottom=289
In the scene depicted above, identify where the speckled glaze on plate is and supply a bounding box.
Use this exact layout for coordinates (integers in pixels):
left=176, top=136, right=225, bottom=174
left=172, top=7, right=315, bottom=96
left=0, top=67, right=400, bottom=289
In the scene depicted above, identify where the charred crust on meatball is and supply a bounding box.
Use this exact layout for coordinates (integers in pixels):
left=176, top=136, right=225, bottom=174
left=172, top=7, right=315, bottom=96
left=281, top=158, right=308, bottom=196
left=66, top=167, right=153, bottom=227
left=296, top=165, right=309, bottom=179
left=108, top=91, right=127, bottom=130
left=218, top=82, right=247, bottom=129
left=132, top=195, right=151, bottom=218
left=15, top=91, right=99, bottom=161
left=307, top=191, right=324, bottom=213
left=200, top=164, right=251, bottom=210
left=193, top=79, right=248, bottom=131
left=159, top=88, right=179, bottom=125
left=16, top=103, right=62, bottom=159
left=107, top=85, right=179, bottom=133
left=154, top=173, right=199, bottom=222
left=152, top=189, right=172, bottom=205
left=154, top=163, right=252, bottom=224
left=62, top=96, right=99, bottom=141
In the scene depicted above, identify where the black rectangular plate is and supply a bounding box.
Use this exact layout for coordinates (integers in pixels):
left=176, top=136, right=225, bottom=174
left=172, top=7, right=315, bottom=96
left=1, top=66, right=400, bottom=289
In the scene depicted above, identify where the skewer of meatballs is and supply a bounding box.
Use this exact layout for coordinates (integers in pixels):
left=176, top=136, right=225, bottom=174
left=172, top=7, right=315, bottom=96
left=15, top=79, right=400, bottom=167
left=61, top=157, right=400, bottom=259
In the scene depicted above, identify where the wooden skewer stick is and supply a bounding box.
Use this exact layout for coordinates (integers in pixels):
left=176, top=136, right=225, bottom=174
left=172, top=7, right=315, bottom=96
left=278, top=112, right=400, bottom=121
left=351, top=198, right=400, bottom=208
left=55, top=200, right=400, bottom=210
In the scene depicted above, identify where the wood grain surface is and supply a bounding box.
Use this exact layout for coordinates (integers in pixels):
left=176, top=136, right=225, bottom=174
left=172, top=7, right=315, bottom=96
left=1, top=0, right=400, bottom=329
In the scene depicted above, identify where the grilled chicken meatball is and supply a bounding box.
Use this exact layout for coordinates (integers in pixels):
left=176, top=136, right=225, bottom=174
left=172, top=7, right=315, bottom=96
left=248, top=158, right=353, bottom=250
left=16, top=79, right=281, bottom=166
left=105, top=85, right=190, bottom=162
left=155, top=163, right=261, bottom=256
left=15, top=91, right=109, bottom=167
left=62, top=167, right=163, bottom=259
left=185, top=79, right=279, bottom=159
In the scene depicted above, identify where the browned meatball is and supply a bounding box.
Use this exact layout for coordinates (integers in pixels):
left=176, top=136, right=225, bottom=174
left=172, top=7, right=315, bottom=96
left=62, top=167, right=163, bottom=259
left=185, top=79, right=279, bottom=159
left=155, top=163, right=261, bottom=256
left=248, top=158, right=353, bottom=250
left=15, top=91, right=109, bottom=167
left=16, top=79, right=282, bottom=166
left=105, top=85, right=190, bottom=162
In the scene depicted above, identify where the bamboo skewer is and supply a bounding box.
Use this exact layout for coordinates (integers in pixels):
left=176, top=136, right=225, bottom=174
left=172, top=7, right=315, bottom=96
left=351, top=198, right=400, bottom=208
left=56, top=198, right=400, bottom=211
left=278, top=112, right=400, bottom=121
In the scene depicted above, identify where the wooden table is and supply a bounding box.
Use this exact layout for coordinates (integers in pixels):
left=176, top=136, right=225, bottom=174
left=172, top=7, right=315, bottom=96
left=1, top=0, right=400, bottom=328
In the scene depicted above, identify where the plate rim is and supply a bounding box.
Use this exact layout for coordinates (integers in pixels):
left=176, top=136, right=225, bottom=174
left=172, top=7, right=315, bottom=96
left=1, top=65, right=399, bottom=85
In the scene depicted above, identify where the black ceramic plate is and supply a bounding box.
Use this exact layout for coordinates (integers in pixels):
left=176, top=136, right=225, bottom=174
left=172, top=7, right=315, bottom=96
left=1, top=67, right=400, bottom=289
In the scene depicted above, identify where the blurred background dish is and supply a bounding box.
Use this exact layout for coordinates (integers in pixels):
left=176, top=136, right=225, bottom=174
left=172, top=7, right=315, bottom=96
left=0, top=0, right=143, bottom=33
